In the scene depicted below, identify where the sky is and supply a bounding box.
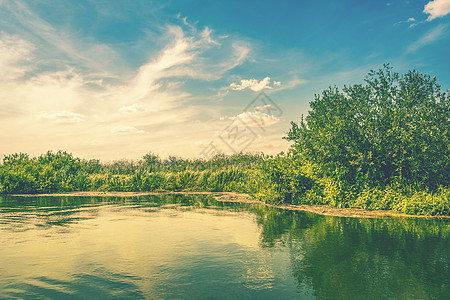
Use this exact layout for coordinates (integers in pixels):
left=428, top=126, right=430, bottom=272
left=1, top=0, right=449, bottom=161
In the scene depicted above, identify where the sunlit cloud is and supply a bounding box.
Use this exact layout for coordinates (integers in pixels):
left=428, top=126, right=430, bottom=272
left=424, top=0, right=450, bottom=21
left=0, top=32, right=34, bottom=82
left=230, top=77, right=280, bottom=92
left=119, top=104, right=145, bottom=113
left=234, top=111, right=280, bottom=128
left=1, top=1, right=121, bottom=77
left=228, top=104, right=280, bottom=128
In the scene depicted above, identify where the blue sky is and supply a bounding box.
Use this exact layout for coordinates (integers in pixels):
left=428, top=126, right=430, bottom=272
left=1, top=0, right=449, bottom=160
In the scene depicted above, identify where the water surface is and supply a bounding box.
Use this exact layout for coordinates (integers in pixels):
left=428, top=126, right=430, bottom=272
left=0, top=195, right=448, bottom=299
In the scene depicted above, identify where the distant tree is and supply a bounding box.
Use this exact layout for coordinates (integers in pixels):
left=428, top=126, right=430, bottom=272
left=81, top=159, right=103, bottom=174
left=142, top=152, right=161, bottom=171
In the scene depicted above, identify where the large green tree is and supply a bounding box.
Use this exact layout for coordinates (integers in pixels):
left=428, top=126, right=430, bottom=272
left=286, top=65, right=450, bottom=192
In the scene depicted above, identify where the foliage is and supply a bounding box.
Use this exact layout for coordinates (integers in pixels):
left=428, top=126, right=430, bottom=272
left=0, top=151, right=260, bottom=194
left=251, top=152, right=312, bottom=204
left=287, top=65, right=450, bottom=191
left=281, top=65, right=450, bottom=215
left=0, top=151, right=86, bottom=193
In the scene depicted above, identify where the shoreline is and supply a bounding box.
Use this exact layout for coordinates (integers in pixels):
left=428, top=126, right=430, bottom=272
left=7, top=191, right=449, bottom=219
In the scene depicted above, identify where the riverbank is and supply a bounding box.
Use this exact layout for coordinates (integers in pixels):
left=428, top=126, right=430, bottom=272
left=9, top=191, right=449, bottom=219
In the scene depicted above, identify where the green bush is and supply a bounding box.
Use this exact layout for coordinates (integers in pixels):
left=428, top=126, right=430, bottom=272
left=251, top=153, right=312, bottom=204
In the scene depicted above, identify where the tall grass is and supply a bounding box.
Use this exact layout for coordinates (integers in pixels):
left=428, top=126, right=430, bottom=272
left=0, top=151, right=261, bottom=194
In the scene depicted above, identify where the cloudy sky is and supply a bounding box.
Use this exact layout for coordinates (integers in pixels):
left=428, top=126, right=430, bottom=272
left=1, top=0, right=449, bottom=161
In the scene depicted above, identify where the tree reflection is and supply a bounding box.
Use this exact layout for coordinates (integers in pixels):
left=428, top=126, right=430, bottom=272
left=250, top=205, right=449, bottom=299
left=0, top=194, right=222, bottom=230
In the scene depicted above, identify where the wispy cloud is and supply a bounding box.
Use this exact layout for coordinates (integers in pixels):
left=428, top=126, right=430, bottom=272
left=38, top=110, right=86, bottom=124
left=273, top=78, right=307, bottom=91
left=231, top=111, right=280, bottom=128
left=1, top=1, right=121, bottom=77
left=0, top=3, right=253, bottom=160
left=393, top=17, right=421, bottom=28
left=424, top=0, right=450, bottom=21
left=406, top=24, right=447, bottom=53
left=0, top=32, right=34, bottom=81
left=224, top=104, right=281, bottom=129
left=230, top=77, right=280, bottom=92
left=119, top=104, right=145, bottom=113
left=111, top=125, right=145, bottom=135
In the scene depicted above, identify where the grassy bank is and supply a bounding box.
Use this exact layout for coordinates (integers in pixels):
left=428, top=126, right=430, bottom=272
left=0, top=150, right=448, bottom=216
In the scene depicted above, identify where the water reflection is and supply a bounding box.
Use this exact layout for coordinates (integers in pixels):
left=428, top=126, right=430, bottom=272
left=246, top=205, right=449, bottom=299
left=0, top=194, right=448, bottom=299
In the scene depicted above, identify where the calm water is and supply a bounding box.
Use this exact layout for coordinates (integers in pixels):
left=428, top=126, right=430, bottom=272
left=0, top=195, right=448, bottom=299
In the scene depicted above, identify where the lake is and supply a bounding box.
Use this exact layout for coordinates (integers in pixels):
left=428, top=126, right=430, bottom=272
left=0, top=194, right=448, bottom=299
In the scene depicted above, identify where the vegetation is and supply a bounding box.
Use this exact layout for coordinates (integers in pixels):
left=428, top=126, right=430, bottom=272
left=0, top=151, right=261, bottom=194
left=1, top=66, right=449, bottom=216
left=265, top=65, right=450, bottom=215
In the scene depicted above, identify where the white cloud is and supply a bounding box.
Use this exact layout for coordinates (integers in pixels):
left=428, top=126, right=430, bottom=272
left=2, top=1, right=121, bottom=77
left=0, top=32, right=34, bottom=81
left=254, top=104, right=272, bottom=111
left=235, top=111, right=280, bottom=127
left=406, top=24, right=447, bottom=52
left=111, top=125, right=145, bottom=135
left=212, top=90, right=230, bottom=102
left=119, top=103, right=145, bottom=113
left=126, top=24, right=249, bottom=103
left=228, top=105, right=280, bottom=128
left=201, top=27, right=220, bottom=46
left=267, top=77, right=307, bottom=92
left=424, top=0, right=450, bottom=21
left=38, top=110, right=85, bottom=123
left=230, top=77, right=281, bottom=92
left=230, top=43, right=250, bottom=67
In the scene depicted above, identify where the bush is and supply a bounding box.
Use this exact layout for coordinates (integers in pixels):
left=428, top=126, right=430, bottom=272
left=251, top=153, right=312, bottom=204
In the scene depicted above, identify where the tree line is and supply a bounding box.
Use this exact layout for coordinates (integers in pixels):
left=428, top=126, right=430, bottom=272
left=1, top=66, right=449, bottom=215
left=0, top=151, right=262, bottom=194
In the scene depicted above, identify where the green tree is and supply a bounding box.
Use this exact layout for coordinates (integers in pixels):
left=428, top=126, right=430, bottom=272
left=286, top=65, right=450, bottom=193
left=141, top=152, right=161, bottom=171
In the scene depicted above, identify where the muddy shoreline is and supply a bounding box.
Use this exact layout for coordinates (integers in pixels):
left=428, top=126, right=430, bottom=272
left=8, top=191, right=449, bottom=219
